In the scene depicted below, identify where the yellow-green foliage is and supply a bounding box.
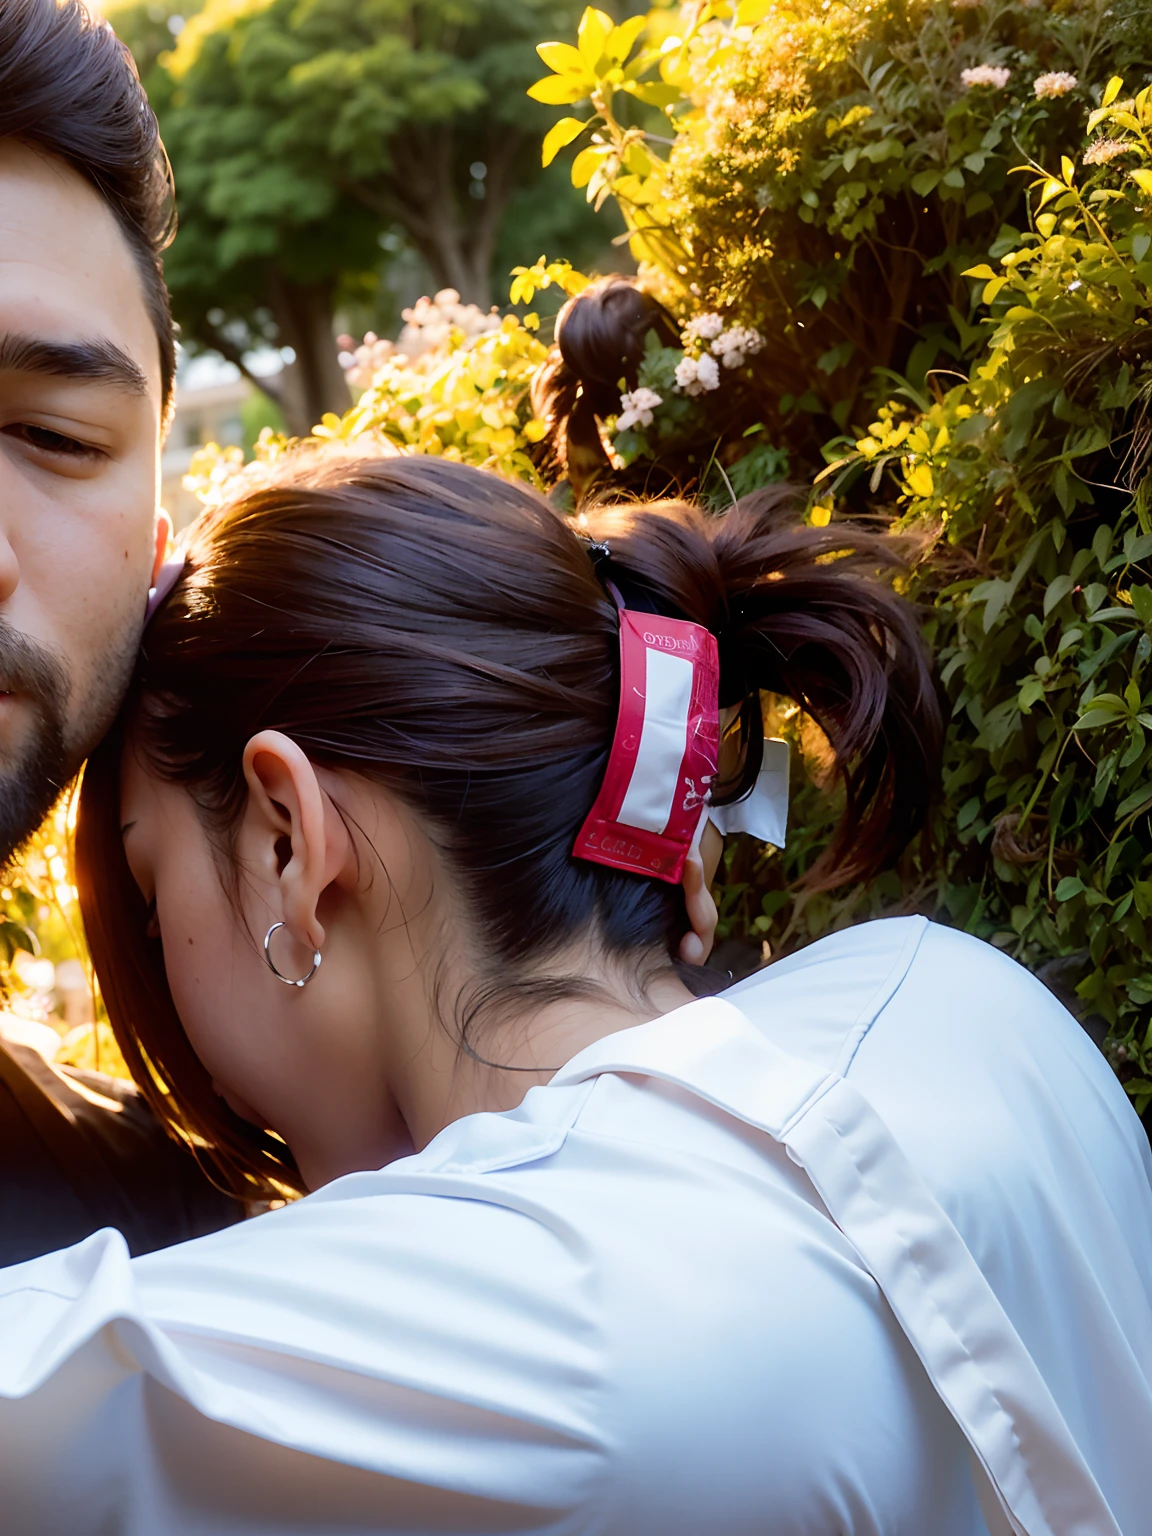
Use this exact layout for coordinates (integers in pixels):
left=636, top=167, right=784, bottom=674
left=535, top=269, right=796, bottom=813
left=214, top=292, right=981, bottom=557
left=521, top=2, right=1152, bottom=1115
left=814, top=80, right=1152, bottom=1110
left=316, top=314, right=552, bottom=483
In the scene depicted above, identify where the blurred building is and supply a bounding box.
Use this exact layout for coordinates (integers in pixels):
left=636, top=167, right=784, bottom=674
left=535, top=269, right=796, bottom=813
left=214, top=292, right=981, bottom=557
left=161, top=350, right=285, bottom=529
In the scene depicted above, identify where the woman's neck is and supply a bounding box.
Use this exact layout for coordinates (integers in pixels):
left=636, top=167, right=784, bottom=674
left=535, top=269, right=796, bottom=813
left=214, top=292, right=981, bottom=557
left=382, top=945, right=698, bottom=1164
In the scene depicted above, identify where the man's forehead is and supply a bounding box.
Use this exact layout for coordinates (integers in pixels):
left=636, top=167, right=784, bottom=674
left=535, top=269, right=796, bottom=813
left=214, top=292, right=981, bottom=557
left=0, top=139, right=161, bottom=403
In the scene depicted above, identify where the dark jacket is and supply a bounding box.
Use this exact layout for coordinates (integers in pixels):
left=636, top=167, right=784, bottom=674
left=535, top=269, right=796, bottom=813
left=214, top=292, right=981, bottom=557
left=0, top=1038, right=243, bottom=1267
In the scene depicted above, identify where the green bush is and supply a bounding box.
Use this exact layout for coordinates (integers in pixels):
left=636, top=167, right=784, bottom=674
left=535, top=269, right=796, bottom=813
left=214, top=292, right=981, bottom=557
left=532, top=2, right=1152, bottom=1112
left=825, top=80, right=1152, bottom=1111
left=535, top=0, right=1152, bottom=465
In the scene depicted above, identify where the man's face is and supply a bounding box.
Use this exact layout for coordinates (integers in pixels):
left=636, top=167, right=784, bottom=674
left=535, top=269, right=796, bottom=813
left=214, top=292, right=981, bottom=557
left=0, top=140, right=165, bottom=862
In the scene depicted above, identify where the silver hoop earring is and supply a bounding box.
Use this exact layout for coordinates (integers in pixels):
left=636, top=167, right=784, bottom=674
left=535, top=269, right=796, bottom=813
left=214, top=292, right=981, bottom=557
left=263, top=922, right=322, bottom=988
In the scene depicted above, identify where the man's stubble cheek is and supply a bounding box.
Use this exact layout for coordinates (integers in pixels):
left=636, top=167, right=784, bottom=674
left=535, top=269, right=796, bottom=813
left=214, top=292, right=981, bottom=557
left=0, top=605, right=139, bottom=866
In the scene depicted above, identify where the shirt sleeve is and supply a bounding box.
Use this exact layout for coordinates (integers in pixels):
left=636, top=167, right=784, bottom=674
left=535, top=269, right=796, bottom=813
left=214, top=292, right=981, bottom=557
left=0, top=1165, right=608, bottom=1535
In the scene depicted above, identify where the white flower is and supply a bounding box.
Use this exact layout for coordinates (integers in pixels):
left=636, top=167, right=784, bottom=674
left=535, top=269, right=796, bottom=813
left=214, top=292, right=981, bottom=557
left=711, top=325, right=765, bottom=368
left=694, top=353, right=721, bottom=390
left=1033, top=71, right=1078, bottom=99
left=675, top=355, right=701, bottom=393
left=674, top=353, right=721, bottom=396
left=683, top=312, right=725, bottom=344
left=961, top=65, right=1011, bottom=90
left=615, top=386, right=663, bottom=431
left=1083, top=136, right=1132, bottom=166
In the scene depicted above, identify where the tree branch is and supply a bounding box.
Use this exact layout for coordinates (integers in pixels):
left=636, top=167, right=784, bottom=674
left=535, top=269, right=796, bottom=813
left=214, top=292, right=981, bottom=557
left=188, top=322, right=284, bottom=408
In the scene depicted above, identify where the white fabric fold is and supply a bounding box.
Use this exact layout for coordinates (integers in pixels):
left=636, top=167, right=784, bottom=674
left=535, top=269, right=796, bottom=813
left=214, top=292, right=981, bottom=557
left=708, top=737, right=788, bottom=847
left=554, top=998, right=1128, bottom=1536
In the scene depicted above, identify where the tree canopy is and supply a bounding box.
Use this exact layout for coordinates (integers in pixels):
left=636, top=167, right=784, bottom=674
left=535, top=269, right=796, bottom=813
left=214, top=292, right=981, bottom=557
left=110, top=0, right=609, bottom=433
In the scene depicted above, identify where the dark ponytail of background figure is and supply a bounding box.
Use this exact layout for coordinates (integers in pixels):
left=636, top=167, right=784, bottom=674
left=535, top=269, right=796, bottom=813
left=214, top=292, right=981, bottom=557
left=531, top=275, right=679, bottom=498
left=76, top=453, right=940, bottom=1200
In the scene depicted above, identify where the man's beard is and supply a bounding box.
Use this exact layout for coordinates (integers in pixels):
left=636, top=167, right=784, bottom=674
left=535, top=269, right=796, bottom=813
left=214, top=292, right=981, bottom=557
left=0, top=619, right=131, bottom=866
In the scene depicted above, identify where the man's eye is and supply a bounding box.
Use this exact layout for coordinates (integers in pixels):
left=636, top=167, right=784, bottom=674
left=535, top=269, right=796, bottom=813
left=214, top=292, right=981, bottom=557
left=4, top=423, right=104, bottom=459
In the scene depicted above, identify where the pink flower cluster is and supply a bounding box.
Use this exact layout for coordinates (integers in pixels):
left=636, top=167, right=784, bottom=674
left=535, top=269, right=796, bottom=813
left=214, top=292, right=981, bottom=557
left=961, top=65, right=1011, bottom=90
left=338, top=289, right=500, bottom=389
left=1033, top=72, right=1078, bottom=99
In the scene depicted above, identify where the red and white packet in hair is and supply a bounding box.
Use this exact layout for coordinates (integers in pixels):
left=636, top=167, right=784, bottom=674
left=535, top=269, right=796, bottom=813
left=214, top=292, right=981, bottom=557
left=575, top=609, right=720, bottom=884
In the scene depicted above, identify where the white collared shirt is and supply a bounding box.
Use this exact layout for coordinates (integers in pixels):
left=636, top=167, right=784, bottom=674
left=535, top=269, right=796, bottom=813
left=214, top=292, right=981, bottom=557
left=0, top=917, right=1149, bottom=1534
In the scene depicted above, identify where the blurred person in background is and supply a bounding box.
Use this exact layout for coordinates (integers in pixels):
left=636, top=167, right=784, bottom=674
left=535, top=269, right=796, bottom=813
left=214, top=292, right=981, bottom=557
left=0, top=0, right=242, bottom=1259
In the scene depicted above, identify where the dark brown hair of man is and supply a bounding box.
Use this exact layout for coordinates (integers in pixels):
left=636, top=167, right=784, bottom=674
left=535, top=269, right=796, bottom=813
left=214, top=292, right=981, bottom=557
left=75, top=453, right=943, bottom=1200
left=0, top=0, right=176, bottom=416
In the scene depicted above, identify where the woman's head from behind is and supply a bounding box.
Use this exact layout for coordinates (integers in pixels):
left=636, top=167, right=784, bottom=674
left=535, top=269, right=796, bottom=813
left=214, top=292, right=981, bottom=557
left=77, top=452, right=940, bottom=1198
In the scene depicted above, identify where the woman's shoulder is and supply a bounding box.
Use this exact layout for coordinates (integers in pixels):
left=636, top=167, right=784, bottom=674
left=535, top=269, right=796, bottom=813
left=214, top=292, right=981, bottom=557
left=726, top=916, right=1097, bottom=1076
left=724, top=914, right=934, bottom=1073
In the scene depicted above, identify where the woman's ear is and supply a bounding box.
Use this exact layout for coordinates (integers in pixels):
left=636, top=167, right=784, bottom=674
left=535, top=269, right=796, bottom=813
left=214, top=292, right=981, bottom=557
left=240, top=730, right=352, bottom=953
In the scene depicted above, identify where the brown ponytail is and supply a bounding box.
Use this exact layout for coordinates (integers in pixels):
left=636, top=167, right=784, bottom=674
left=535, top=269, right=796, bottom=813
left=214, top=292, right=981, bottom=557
left=76, top=454, right=939, bottom=1198
left=580, top=486, right=942, bottom=888
left=531, top=275, right=679, bottom=496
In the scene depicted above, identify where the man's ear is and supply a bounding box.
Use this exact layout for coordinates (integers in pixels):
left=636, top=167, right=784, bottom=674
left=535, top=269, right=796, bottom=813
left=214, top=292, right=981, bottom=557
left=240, top=730, right=353, bottom=953
left=151, top=509, right=173, bottom=586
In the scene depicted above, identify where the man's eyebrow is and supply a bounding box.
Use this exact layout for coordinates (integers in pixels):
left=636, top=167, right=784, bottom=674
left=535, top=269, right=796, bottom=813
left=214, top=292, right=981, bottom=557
left=0, top=331, right=148, bottom=395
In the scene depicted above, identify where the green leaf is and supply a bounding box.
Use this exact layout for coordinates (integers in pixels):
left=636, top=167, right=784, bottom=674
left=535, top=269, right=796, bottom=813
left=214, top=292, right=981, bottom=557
left=963, top=264, right=997, bottom=281
left=910, top=169, right=940, bottom=196
left=817, top=342, right=854, bottom=375
left=1044, top=574, right=1076, bottom=616
left=1116, top=784, right=1152, bottom=820
left=1103, top=75, right=1124, bottom=107
left=1132, top=584, right=1152, bottom=625
left=1056, top=876, right=1085, bottom=901
left=1074, top=693, right=1130, bottom=728
left=981, top=579, right=1010, bottom=632
left=541, top=116, right=587, bottom=167
left=1132, top=168, right=1152, bottom=198
left=956, top=796, right=981, bottom=831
